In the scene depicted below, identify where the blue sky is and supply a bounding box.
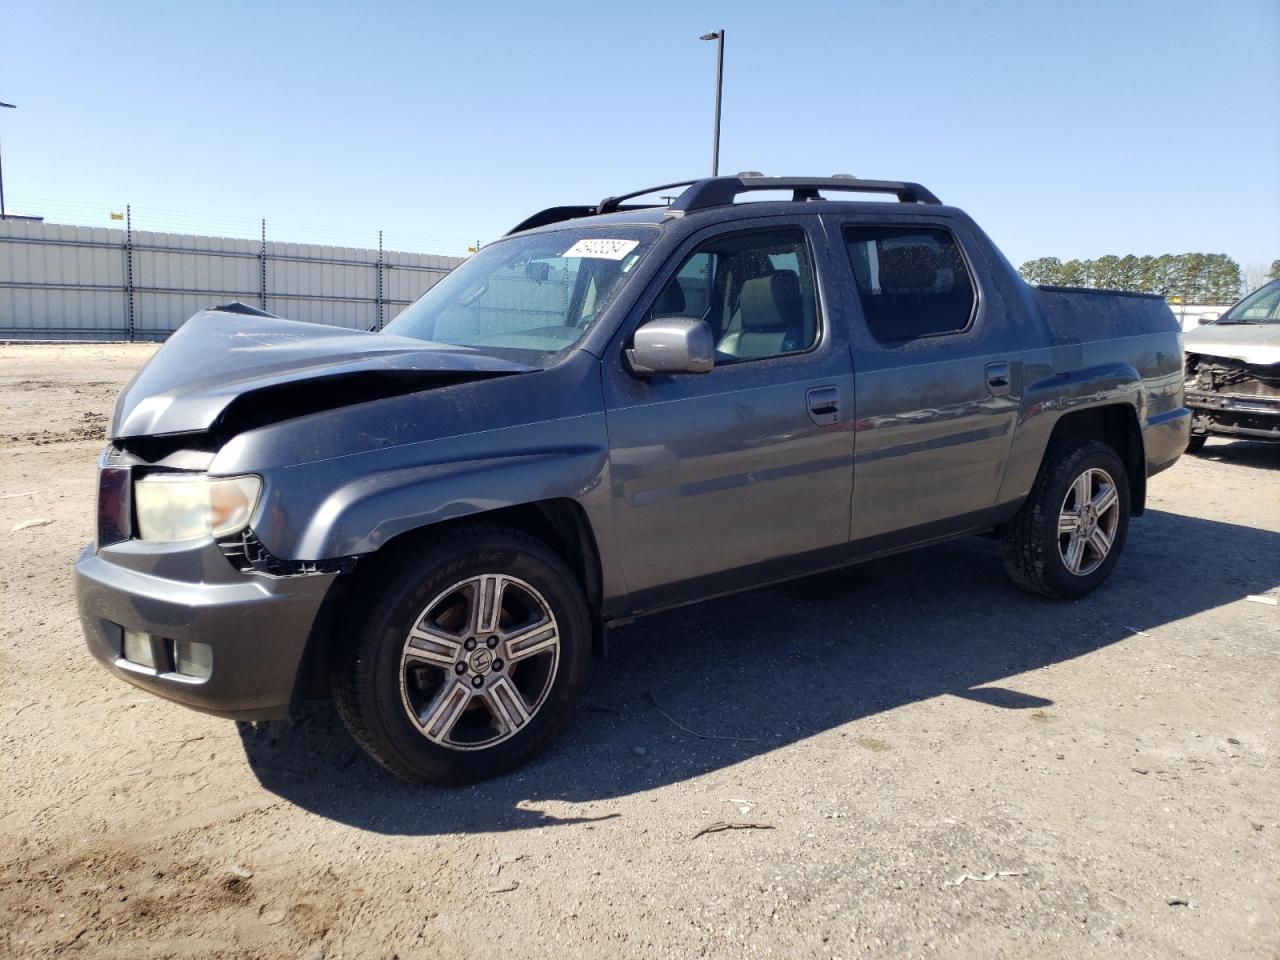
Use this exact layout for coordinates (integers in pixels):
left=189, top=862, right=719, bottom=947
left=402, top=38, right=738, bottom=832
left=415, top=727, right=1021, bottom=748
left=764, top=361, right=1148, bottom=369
left=2, top=0, right=1277, bottom=272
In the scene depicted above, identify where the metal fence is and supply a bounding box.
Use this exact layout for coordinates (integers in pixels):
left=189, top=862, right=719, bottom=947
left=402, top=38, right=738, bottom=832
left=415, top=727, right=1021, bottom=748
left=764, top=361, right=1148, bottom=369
left=0, top=211, right=463, bottom=340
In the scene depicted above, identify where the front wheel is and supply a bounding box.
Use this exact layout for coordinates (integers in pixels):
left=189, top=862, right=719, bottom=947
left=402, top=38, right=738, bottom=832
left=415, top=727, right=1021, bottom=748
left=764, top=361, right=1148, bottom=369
left=332, top=524, right=590, bottom=786
left=1002, top=439, right=1131, bottom=599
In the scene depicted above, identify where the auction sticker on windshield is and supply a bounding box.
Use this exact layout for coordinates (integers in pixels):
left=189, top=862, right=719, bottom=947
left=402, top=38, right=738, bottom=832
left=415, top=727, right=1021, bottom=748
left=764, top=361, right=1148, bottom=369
left=562, top=238, right=640, bottom=260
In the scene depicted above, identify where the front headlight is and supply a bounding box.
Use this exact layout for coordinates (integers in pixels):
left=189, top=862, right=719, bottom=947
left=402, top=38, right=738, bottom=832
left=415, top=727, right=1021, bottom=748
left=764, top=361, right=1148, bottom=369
left=134, top=474, right=262, bottom=542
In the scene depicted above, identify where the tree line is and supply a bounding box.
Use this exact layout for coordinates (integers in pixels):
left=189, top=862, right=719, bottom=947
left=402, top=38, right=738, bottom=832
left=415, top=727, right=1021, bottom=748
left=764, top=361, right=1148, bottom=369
left=1017, top=253, right=1259, bottom=304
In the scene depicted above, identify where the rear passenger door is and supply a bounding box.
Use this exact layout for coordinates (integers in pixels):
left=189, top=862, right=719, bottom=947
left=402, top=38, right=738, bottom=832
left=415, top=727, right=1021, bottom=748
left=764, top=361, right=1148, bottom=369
left=826, top=218, right=1022, bottom=549
left=602, top=219, right=856, bottom=608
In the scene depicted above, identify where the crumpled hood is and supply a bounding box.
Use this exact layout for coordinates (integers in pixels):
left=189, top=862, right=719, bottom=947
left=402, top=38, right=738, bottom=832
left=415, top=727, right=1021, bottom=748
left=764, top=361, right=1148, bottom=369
left=1183, top=323, right=1280, bottom=366
left=112, top=308, right=533, bottom=440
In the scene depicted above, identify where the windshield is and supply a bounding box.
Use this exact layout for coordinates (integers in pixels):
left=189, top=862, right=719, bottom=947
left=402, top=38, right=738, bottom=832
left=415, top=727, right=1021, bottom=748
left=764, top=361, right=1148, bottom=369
left=1216, top=279, right=1280, bottom=324
left=384, top=227, right=658, bottom=362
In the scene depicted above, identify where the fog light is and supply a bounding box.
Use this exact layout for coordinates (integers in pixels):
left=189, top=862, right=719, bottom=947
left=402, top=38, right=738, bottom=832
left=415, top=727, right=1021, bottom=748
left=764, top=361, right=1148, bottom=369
left=173, top=640, right=212, bottom=680
left=123, top=629, right=156, bottom=668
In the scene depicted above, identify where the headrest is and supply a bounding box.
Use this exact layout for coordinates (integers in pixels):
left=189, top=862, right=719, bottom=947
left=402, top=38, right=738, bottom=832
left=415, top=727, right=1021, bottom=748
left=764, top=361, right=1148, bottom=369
left=879, top=244, right=941, bottom=293
left=739, top=271, right=801, bottom=330
left=651, top=277, right=686, bottom=316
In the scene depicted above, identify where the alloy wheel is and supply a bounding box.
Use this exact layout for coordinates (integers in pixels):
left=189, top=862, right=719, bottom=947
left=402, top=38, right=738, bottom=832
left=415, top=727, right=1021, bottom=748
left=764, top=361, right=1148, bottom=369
left=399, top=574, right=560, bottom=750
left=1057, top=467, right=1121, bottom=576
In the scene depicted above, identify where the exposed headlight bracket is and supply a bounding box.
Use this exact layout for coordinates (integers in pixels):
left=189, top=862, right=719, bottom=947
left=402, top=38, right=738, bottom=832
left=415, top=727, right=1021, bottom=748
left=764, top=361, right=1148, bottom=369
left=218, top=528, right=356, bottom=578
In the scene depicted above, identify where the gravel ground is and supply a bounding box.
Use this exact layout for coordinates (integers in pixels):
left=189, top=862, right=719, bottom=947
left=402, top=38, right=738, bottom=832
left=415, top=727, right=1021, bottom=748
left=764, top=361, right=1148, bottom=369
left=1, top=342, right=1277, bottom=960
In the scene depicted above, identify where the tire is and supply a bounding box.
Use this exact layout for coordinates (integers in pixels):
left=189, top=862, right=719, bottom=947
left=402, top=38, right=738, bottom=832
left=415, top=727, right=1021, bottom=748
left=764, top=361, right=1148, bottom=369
left=1185, top=434, right=1207, bottom=453
left=332, top=523, right=590, bottom=786
left=1001, top=439, right=1131, bottom=600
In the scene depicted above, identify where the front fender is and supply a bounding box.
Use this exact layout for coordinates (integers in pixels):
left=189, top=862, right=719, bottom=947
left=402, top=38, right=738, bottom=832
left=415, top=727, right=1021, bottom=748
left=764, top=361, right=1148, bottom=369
left=205, top=353, right=616, bottom=565
left=229, top=404, right=615, bottom=563
left=293, top=445, right=610, bottom=559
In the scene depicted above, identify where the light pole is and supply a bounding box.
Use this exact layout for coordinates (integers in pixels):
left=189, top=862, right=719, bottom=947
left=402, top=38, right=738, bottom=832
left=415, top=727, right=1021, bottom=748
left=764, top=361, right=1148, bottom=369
left=699, top=31, right=724, bottom=176
left=0, top=101, right=15, bottom=220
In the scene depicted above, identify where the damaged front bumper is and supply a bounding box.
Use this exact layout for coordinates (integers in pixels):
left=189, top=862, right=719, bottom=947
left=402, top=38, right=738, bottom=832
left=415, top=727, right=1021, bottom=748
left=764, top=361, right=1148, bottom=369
left=1185, top=389, right=1280, bottom=441
left=75, top=537, right=338, bottom=720
left=1184, top=354, right=1280, bottom=443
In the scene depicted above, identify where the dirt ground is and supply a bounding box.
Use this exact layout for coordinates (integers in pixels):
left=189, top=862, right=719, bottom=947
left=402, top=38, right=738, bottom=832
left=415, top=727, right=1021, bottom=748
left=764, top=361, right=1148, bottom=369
left=0, top=342, right=1277, bottom=960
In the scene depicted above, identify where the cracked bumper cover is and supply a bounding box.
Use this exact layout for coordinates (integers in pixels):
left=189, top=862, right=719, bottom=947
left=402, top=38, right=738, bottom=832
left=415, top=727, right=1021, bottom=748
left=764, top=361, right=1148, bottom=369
left=75, top=538, right=338, bottom=720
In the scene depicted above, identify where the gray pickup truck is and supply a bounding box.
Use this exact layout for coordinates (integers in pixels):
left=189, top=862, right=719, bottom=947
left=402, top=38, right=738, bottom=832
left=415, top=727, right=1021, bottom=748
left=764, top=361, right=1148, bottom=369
left=75, top=175, right=1190, bottom=785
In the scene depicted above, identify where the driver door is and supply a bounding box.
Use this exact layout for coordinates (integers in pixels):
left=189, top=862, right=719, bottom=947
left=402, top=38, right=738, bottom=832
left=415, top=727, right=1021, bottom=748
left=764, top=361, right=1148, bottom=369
left=601, top=219, right=856, bottom=610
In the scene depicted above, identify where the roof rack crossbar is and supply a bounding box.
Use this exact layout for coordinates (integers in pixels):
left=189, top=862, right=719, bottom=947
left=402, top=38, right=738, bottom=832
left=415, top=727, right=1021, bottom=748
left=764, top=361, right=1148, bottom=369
left=596, top=180, right=700, bottom=215
left=668, top=176, right=941, bottom=212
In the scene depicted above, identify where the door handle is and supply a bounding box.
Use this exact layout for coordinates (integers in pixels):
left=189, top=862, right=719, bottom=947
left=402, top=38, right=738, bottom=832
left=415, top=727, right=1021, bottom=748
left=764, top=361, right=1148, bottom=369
left=985, top=362, right=1011, bottom=396
left=806, top=385, right=841, bottom=425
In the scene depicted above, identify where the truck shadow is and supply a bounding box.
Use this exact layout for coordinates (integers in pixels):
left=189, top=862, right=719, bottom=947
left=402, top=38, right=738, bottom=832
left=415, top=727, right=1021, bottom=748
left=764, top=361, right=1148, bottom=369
left=238, top=508, right=1279, bottom=835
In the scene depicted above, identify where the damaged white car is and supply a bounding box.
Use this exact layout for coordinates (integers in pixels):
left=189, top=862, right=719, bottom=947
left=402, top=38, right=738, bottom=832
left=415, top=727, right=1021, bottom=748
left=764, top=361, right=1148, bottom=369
left=1184, top=278, right=1280, bottom=451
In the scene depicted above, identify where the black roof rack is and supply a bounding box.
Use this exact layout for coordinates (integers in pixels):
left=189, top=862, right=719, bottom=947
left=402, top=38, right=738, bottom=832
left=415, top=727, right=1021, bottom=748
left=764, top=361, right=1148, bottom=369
left=506, top=201, right=667, bottom=236
left=596, top=179, right=700, bottom=215
left=506, top=175, right=940, bottom=235
left=507, top=205, right=599, bottom=235
left=669, top=175, right=941, bottom=211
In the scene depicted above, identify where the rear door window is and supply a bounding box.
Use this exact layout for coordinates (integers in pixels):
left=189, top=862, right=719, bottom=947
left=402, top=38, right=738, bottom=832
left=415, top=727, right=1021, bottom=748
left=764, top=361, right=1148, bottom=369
left=843, top=226, right=975, bottom=342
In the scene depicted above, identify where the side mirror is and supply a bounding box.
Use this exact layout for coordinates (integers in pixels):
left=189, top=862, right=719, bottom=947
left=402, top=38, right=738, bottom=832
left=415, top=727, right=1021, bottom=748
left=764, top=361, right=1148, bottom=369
left=626, top=318, right=715, bottom=375
left=1197, top=313, right=1220, bottom=325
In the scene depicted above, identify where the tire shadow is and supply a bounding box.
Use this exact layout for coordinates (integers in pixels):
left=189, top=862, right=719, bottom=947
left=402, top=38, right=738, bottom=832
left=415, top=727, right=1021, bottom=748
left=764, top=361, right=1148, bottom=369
left=238, top=508, right=1280, bottom=834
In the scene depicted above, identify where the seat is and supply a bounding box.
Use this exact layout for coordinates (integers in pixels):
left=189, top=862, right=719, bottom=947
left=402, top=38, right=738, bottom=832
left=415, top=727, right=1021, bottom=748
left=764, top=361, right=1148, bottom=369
left=864, top=244, right=965, bottom=340
left=717, top=270, right=806, bottom=359
left=650, top=277, right=688, bottom=318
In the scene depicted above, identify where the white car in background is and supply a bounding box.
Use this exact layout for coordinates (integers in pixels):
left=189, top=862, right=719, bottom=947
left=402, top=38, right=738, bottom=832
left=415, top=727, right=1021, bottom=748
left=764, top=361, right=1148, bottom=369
left=1183, top=279, right=1280, bottom=451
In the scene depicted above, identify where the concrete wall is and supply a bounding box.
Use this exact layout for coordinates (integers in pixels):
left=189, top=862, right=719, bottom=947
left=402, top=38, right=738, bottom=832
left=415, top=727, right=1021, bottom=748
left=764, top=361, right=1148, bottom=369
left=0, top=219, right=462, bottom=340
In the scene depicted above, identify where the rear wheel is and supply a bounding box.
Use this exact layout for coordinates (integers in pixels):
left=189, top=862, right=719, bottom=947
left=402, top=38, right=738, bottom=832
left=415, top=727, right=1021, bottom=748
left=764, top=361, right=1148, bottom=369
left=332, top=524, right=590, bottom=786
left=1002, top=439, right=1131, bottom=599
left=1185, top=434, right=1208, bottom=453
